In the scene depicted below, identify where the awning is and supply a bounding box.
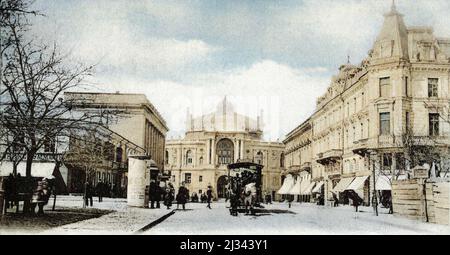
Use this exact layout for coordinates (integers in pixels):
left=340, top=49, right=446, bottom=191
left=277, top=175, right=295, bottom=195
left=346, top=176, right=369, bottom=191
left=300, top=175, right=311, bottom=195
left=0, top=162, right=56, bottom=178
left=331, top=177, right=355, bottom=193
left=303, top=182, right=316, bottom=195
left=312, top=181, right=324, bottom=193
left=288, top=177, right=301, bottom=195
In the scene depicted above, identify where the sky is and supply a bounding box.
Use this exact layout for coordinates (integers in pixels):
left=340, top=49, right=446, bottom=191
left=29, top=0, right=450, bottom=141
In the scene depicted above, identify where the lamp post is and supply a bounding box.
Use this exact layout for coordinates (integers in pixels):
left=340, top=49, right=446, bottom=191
left=369, top=150, right=378, bottom=216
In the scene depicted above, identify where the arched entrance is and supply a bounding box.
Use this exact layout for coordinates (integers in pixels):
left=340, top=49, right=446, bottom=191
left=217, top=175, right=229, bottom=198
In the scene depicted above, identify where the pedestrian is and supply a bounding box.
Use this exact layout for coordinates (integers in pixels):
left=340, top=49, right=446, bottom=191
left=149, top=180, right=158, bottom=209
left=332, top=193, right=339, bottom=207
left=84, top=181, right=93, bottom=207
left=176, top=182, right=189, bottom=210
left=165, top=183, right=175, bottom=209
left=206, top=186, right=213, bottom=209
left=387, top=194, right=393, bottom=214
left=350, top=191, right=360, bottom=212
left=31, top=178, right=51, bottom=215
left=96, top=180, right=103, bottom=202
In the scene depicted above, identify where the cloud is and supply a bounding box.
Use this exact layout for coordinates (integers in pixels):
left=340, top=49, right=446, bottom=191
left=30, top=0, right=218, bottom=78
left=88, top=60, right=330, bottom=141
left=29, top=0, right=450, bottom=141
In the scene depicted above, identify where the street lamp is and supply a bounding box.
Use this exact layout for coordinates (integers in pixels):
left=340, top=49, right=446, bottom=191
left=368, top=149, right=378, bottom=216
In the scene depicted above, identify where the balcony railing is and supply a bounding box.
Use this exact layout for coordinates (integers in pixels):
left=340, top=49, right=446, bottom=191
left=352, top=138, right=369, bottom=156
left=316, top=149, right=343, bottom=165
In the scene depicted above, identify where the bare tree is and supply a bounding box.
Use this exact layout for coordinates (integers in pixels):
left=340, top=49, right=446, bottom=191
left=0, top=19, right=123, bottom=212
left=63, top=128, right=114, bottom=208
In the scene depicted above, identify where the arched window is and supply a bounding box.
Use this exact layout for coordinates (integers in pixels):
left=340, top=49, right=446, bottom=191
left=186, top=150, right=193, bottom=165
left=116, top=146, right=123, bottom=163
left=165, top=150, right=169, bottom=165
left=199, top=156, right=203, bottom=165
left=255, top=151, right=263, bottom=165
left=280, top=153, right=285, bottom=167
left=216, top=139, right=234, bottom=165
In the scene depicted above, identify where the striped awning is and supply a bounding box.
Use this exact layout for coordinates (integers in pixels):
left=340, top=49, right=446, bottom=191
left=346, top=176, right=369, bottom=191
left=277, top=175, right=295, bottom=195
left=312, top=181, right=324, bottom=193
left=288, top=177, right=302, bottom=195
left=331, top=177, right=355, bottom=193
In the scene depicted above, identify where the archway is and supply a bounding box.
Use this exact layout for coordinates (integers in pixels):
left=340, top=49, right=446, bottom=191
left=216, top=138, right=234, bottom=165
left=217, top=175, right=229, bottom=198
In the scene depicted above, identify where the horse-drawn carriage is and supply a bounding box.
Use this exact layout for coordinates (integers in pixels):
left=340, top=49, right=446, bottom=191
left=227, top=162, right=263, bottom=216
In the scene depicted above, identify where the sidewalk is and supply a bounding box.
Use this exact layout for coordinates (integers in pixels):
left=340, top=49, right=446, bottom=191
left=31, top=196, right=173, bottom=235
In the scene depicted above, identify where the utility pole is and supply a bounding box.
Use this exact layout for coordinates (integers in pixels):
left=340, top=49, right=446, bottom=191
left=371, top=151, right=379, bottom=216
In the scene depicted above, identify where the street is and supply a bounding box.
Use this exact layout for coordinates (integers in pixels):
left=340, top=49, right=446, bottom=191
left=144, top=201, right=450, bottom=235
left=2, top=196, right=450, bottom=235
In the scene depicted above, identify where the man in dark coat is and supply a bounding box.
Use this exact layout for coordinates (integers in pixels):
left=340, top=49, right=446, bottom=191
left=149, top=180, right=158, bottom=209
left=84, top=181, right=93, bottom=207
left=164, top=183, right=175, bottom=209
left=96, top=180, right=104, bottom=203
left=332, top=193, right=339, bottom=207
left=206, top=186, right=213, bottom=209
left=176, top=183, right=189, bottom=210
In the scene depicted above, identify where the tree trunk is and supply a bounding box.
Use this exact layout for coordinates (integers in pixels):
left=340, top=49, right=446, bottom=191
left=23, top=151, right=35, bottom=214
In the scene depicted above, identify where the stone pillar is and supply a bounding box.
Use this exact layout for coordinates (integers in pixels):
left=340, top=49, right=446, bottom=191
left=211, top=139, right=216, bottom=166
left=240, top=139, right=244, bottom=161
left=127, top=156, right=150, bottom=207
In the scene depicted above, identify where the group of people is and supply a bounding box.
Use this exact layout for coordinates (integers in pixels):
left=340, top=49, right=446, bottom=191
left=83, top=180, right=115, bottom=207
left=2, top=174, right=52, bottom=215
left=148, top=181, right=213, bottom=210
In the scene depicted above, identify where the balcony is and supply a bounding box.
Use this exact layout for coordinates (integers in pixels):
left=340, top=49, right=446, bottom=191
left=316, top=149, right=343, bottom=165
left=300, top=162, right=312, bottom=171
left=352, top=138, right=369, bottom=156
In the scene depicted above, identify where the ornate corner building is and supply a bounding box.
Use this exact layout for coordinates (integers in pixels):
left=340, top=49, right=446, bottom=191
left=165, top=97, right=285, bottom=199
left=283, top=3, right=450, bottom=204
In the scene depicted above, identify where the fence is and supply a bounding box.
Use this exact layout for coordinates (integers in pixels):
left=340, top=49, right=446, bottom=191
left=392, top=178, right=449, bottom=225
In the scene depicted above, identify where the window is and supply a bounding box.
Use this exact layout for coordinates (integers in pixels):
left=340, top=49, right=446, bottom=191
left=380, top=112, right=391, bottom=135
left=405, top=76, right=409, bottom=96
left=217, top=139, right=234, bottom=165
left=165, top=150, right=169, bottom=165
left=428, top=78, right=438, bottom=97
left=382, top=153, right=392, bottom=171
left=429, top=113, right=440, bottom=136
left=255, top=151, right=263, bottom=165
left=199, top=175, right=203, bottom=182
left=199, top=156, right=203, bottom=165
left=44, top=138, right=56, bottom=153
left=280, top=153, right=285, bottom=167
left=115, top=147, right=123, bottom=163
left=184, top=173, right=191, bottom=183
left=379, top=77, right=391, bottom=98
left=186, top=150, right=193, bottom=165
left=395, top=153, right=405, bottom=171
left=405, top=112, right=410, bottom=132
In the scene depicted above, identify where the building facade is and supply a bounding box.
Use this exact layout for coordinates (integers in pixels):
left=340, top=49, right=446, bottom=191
left=283, top=3, right=450, bottom=205
left=165, top=98, right=285, bottom=199
left=63, top=92, right=168, bottom=195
